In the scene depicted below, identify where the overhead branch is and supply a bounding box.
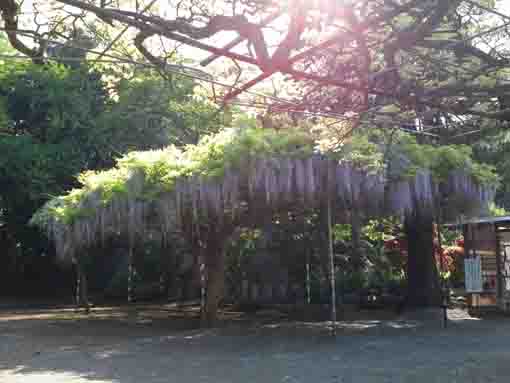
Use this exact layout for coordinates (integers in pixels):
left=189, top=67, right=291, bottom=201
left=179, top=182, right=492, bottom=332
left=0, top=0, right=44, bottom=60
left=134, top=30, right=166, bottom=68
left=417, top=39, right=508, bottom=67
left=463, top=0, right=510, bottom=22
left=467, top=109, right=510, bottom=121
left=55, top=0, right=271, bottom=66
left=359, top=0, right=422, bottom=30
left=383, top=1, right=461, bottom=66
left=424, top=83, right=510, bottom=98
left=201, top=10, right=282, bottom=67
left=372, top=1, right=460, bottom=106
left=222, top=28, right=352, bottom=102
left=421, top=97, right=510, bottom=122
left=270, top=1, right=306, bottom=67
left=444, top=106, right=510, bottom=121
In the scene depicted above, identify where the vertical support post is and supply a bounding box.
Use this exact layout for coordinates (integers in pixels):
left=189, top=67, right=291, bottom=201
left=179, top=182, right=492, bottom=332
left=127, top=245, right=134, bottom=303
left=304, top=213, right=311, bottom=305
left=462, top=223, right=472, bottom=309
left=495, top=224, right=502, bottom=300
left=159, top=238, right=167, bottom=298
left=75, top=264, right=81, bottom=308
left=200, top=255, right=207, bottom=318
left=466, top=223, right=481, bottom=313
left=306, top=259, right=311, bottom=305
left=327, top=194, right=337, bottom=335
left=436, top=220, right=448, bottom=329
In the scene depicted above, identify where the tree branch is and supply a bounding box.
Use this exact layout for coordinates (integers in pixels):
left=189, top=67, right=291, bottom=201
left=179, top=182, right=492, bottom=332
left=383, top=1, right=462, bottom=83
left=424, top=83, right=510, bottom=98
left=0, top=0, right=44, bottom=60
left=417, top=39, right=508, bottom=66
left=270, top=1, right=306, bottom=67
left=134, top=30, right=166, bottom=68
left=55, top=0, right=270, bottom=66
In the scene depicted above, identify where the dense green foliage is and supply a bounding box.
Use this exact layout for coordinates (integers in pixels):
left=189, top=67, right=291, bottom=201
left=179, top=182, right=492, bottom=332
left=0, top=59, right=225, bottom=288
left=473, top=130, right=510, bottom=210
left=99, top=69, right=223, bottom=149
left=0, top=34, right=15, bottom=56
left=374, top=131, right=499, bottom=185
left=0, top=62, right=111, bottom=262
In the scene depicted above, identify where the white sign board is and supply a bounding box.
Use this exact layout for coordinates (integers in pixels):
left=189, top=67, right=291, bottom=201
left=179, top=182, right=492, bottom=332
left=465, top=256, right=483, bottom=293
left=504, top=246, right=510, bottom=291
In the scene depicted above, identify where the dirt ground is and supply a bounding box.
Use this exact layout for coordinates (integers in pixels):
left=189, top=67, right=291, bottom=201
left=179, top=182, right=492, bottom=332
left=1, top=304, right=510, bottom=383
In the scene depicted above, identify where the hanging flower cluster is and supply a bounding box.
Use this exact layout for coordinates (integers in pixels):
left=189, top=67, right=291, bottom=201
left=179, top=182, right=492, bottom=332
left=31, top=127, right=496, bottom=262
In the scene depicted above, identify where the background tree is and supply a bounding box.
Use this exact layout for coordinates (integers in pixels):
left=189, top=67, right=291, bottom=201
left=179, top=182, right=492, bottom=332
left=0, top=56, right=225, bottom=297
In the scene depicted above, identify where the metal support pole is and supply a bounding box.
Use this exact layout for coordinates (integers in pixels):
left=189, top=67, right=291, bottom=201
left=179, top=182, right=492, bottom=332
left=306, top=260, right=311, bottom=305
left=200, top=255, right=207, bottom=317
left=327, top=195, right=337, bottom=335
left=75, top=265, right=81, bottom=308
left=495, top=223, right=504, bottom=308
left=128, top=246, right=134, bottom=303
left=437, top=214, right=448, bottom=329
left=304, top=214, right=311, bottom=305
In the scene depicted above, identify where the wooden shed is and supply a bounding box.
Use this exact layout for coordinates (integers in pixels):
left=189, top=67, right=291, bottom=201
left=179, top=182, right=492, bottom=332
left=456, top=216, right=510, bottom=312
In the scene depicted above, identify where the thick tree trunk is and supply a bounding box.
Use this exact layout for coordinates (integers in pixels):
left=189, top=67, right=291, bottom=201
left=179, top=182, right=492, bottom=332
left=203, top=246, right=225, bottom=327
left=197, top=218, right=237, bottom=327
left=75, top=262, right=90, bottom=312
left=404, top=210, right=441, bottom=307
left=80, top=271, right=90, bottom=310
left=159, top=243, right=175, bottom=300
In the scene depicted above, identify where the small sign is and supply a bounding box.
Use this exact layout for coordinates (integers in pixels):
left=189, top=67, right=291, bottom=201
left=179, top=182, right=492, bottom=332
left=465, top=256, right=483, bottom=293
left=504, top=246, right=510, bottom=291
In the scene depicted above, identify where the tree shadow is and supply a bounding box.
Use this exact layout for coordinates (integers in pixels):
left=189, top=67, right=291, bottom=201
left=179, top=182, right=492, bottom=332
left=2, top=305, right=510, bottom=383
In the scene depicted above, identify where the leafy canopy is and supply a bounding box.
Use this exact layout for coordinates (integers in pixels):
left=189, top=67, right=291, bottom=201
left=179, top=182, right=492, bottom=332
left=32, top=126, right=498, bottom=228
left=381, top=131, right=499, bottom=185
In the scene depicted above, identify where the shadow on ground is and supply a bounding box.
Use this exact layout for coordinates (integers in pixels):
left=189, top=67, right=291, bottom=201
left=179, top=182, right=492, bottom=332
left=1, top=304, right=510, bottom=383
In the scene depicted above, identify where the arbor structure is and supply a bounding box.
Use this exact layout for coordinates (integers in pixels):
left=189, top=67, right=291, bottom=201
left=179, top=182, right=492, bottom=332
left=2, top=0, right=507, bottom=321
left=31, top=127, right=496, bottom=325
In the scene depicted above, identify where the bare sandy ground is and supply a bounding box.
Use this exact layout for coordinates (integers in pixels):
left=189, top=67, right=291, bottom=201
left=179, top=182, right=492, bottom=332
left=1, top=305, right=510, bottom=383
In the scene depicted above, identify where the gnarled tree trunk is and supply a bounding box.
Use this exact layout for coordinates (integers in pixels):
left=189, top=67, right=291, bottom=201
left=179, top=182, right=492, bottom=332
left=404, top=210, right=441, bottom=307
left=200, top=224, right=230, bottom=327
left=203, top=246, right=225, bottom=327
left=75, top=261, right=90, bottom=312
left=159, top=243, right=176, bottom=300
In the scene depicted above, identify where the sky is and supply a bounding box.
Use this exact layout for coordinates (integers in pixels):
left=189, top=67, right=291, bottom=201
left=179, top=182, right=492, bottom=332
left=500, top=0, right=510, bottom=13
